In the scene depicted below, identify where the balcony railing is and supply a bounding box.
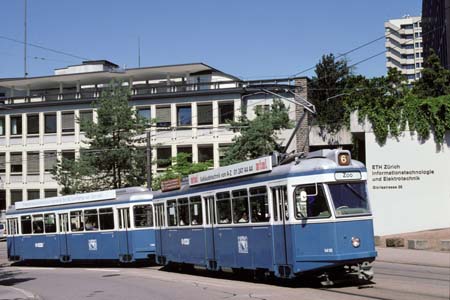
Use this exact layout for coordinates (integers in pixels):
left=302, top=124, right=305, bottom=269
left=0, top=80, right=244, bottom=106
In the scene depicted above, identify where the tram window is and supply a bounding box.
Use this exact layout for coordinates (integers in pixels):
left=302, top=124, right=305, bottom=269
left=177, top=198, right=189, bottom=226
left=134, top=205, right=153, bottom=228
left=189, top=196, right=202, bottom=225
left=7, top=218, right=18, bottom=235
left=232, top=189, right=249, bottom=223
left=167, top=200, right=178, bottom=226
left=216, top=192, right=231, bottom=224
left=84, top=209, right=99, bottom=231
left=249, top=186, right=270, bottom=223
left=294, top=184, right=331, bottom=219
left=272, top=189, right=278, bottom=221
left=21, top=215, right=32, bottom=234
left=70, top=211, right=84, bottom=232
left=99, top=208, right=114, bottom=230
left=44, top=213, right=56, bottom=233
left=32, top=214, right=44, bottom=234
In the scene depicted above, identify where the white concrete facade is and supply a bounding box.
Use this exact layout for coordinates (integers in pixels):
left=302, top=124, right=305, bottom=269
left=385, top=16, right=423, bottom=83
left=0, top=61, right=305, bottom=209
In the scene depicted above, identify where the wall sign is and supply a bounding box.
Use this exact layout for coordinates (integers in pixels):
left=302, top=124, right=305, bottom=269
left=189, top=156, right=272, bottom=186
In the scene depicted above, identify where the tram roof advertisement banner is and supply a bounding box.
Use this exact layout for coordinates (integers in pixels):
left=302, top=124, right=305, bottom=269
left=189, top=156, right=273, bottom=186
left=15, top=190, right=117, bottom=210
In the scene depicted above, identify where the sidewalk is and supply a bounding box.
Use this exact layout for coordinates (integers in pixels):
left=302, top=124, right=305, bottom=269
left=0, top=285, right=38, bottom=299
left=376, top=247, right=450, bottom=268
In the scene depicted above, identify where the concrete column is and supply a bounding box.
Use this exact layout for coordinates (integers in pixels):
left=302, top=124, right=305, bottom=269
left=234, top=98, right=241, bottom=121
left=213, top=142, right=220, bottom=168
left=192, top=143, right=198, bottom=163
left=74, top=110, right=80, bottom=144
left=39, top=150, right=44, bottom=184
left=22, top=113, right=27, bottom=146
left=294, top=78, right=310, bottom=154
left=170, top=103, right=177, bottom=128
left=171, top=144, right=177, bottom=162
left=39, top=112, right=44, bottom=146
left=5, top=115, right=10, bottom=143
left=212, top=101, right=219, bottom=128
left=56, top=111, right=62, bottom=145
left=191, top=102, right=197, bottom=139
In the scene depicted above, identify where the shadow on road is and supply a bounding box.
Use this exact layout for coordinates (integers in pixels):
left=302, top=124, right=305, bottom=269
left=0, top=267, right=36, bottom=286
left=158, top=263, right=376, bottom=289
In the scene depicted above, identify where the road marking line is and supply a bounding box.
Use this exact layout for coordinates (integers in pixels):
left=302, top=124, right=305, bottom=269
left=15, top=267, right=55, bottom=270
left=7, top=285, right=38, bottom=299
left=85, top=268, right=120, bottom=272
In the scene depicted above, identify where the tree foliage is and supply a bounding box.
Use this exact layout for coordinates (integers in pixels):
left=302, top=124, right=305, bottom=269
left=221, top=99, right=292, bottom=165
left=412, top=50, right=450, bottom=98
left=152, top=153, right=212, bottom=190
left=52, top=82, right=148, bottom=195
left=309, top=53, right=351, bottom=132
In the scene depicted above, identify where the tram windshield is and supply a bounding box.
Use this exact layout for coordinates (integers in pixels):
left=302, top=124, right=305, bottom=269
left=328, top=182, right=371, bottom=216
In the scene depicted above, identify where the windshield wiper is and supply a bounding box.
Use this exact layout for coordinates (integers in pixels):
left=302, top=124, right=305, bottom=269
left=345, top=184, right=366, bottom=201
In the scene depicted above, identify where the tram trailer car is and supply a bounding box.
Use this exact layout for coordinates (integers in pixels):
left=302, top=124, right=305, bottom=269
left=154, top=149, right=376, bottom=283
left=6, top=187, right=156, bottom=264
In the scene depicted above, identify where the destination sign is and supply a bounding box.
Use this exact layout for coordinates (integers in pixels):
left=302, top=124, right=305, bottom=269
left=335, top=171, right=362, bottom=181
left=15, top=190, right=117, bottom=210
left=189, top=156, right=272, bottom=186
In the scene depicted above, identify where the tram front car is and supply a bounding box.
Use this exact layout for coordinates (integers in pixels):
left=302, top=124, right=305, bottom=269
left=286, top=149, right=376, bottom=283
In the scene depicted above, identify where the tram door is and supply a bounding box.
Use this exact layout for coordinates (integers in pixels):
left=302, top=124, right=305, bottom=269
left=118, top=208, right=132, bottom=261
left=154, top=203, right=165, bottom=261
left=58, top=213, right=70, bottom=262
left=7, top=218, right=19, bottom=260
left=203, top=195, right=217, bottom=270
left=271, top=186, right=291, bottom=271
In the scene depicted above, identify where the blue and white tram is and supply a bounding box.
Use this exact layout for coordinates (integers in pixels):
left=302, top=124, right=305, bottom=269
left=153, top=149, right=376, bottom=282
left=6, top=187, right=156, bottom=264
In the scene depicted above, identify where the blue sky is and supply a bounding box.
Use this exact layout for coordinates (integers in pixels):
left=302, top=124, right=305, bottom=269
left=0, top=0, right=422, bottom=79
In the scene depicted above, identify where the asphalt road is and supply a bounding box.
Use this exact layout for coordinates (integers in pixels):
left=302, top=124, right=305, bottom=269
left=0, top=242, right=449, bottom=300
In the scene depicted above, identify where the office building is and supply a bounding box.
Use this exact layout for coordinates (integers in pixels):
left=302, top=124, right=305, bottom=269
left=385, top=16, right=424, bottom=82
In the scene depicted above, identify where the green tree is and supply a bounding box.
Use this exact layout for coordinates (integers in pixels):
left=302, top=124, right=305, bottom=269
left=221, top=99, right=292, bottom=165
left=412, top=49, right=450, bottom=98
left=152, top=153, right=212, bottom=190
left=309, top=53, right=351, bottom=132
left=52, top=81, right=148, bottom=194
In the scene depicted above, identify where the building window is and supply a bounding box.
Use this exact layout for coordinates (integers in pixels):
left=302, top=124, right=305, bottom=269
left=61, top=112, right=75, bottom=133
left=79, top=110, right=93, bottom=132
left=415, top=32, right=421, bottom=38
left=157, top=147, right=172, bottom=168
left=0, top=154, right=5, bottom=173
left=45, top=189, right=58, bottom=198
left=400, top=24, right=413, bottom=29
left=27, top=190, right=40, bottom=200
left=62, top=150, right=75, bottom=161
left=177, top=145, right=192, bottom=162
left=27, top=114, right=39, bottom=135
left=10, top=152, right=22, bottom=173
left=219, top=102, right=234, bottom=124
left=197, top=103, right=213, bottom=125
left=137, top=107, right=151, bottom=123
left=198, top=145, right=214, bottom=163
left=27, top=152, right=40, bottom=175
left=44, top=151, right=57, bottom=172
left=0, top=116, right=5, bottom=136
left=255, top=104, right=271, bottom=115
left=177, top=105, right=192, bottom=126
left=156, top=106, right=171, bottom=127
left=11, top=190, right=23, bottom=205
left=10, top=115, right=22, bottom=135
left=44, top=113, right=57, bottom=133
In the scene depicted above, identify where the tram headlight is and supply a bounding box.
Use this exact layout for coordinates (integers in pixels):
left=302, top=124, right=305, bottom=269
left=351, top=237, right=361, bottom=248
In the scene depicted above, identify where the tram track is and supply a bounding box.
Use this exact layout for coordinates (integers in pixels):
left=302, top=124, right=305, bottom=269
left=320, top=286, right=450, bottom=300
